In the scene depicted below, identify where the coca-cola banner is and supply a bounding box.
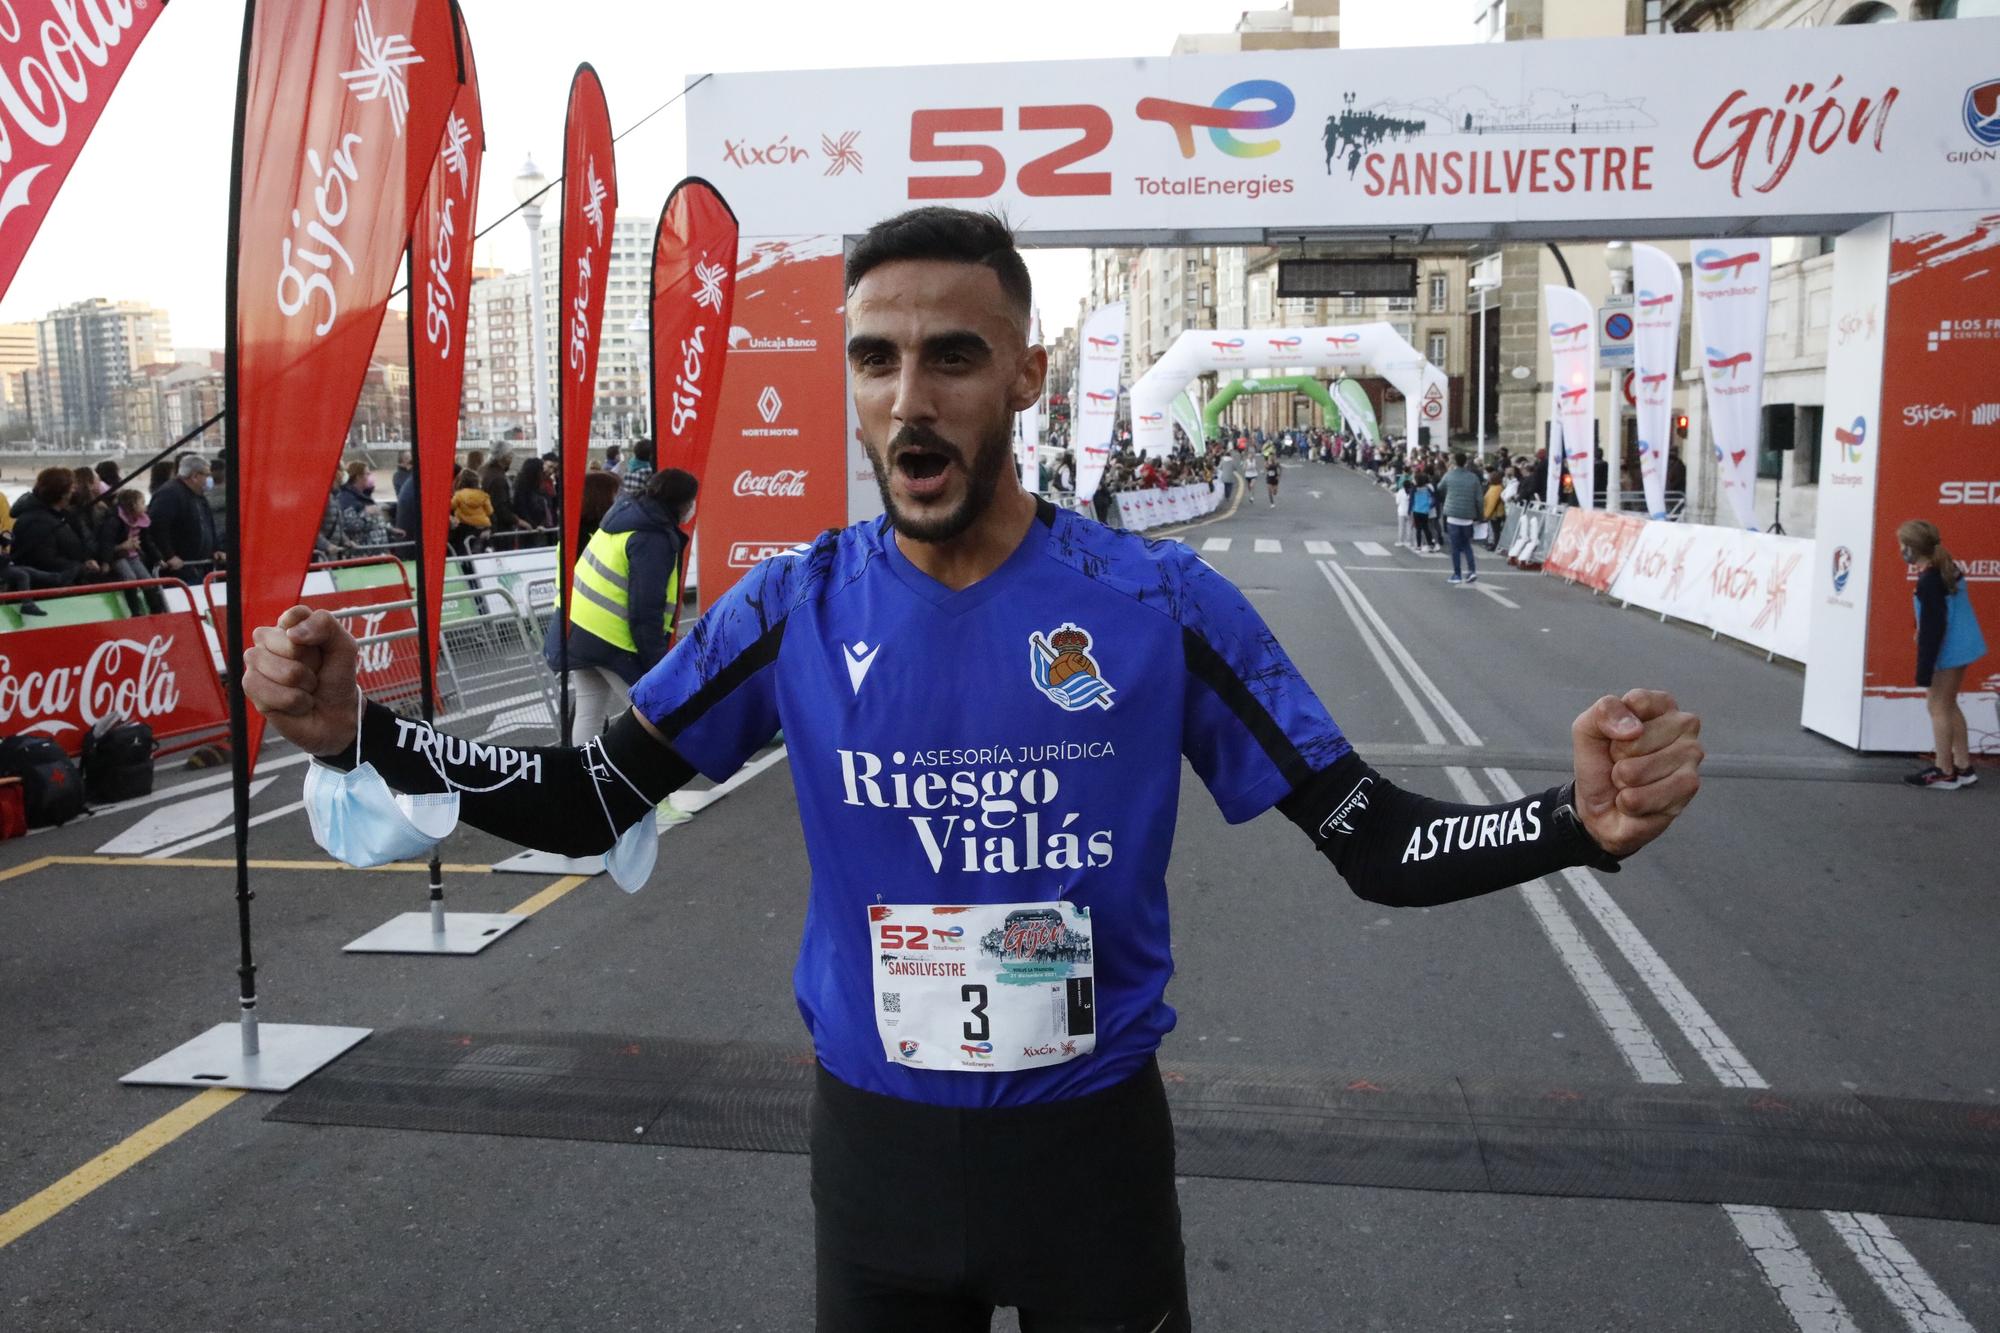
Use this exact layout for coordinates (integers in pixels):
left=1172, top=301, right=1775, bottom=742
left=1689, top=239, right=1770, bottom=531
left=229, top=0, right=459, bottom=769
left=1631, top=244, right=1683, bottom=520
left=0, top=0, right=166, bottom=301
left=559, top=63, right=616, bottom=559
left=1074, top=302, right=1124, bottom=501
left=698, top=234, right=847, bottom=606
left=408, top=17, right=481, bottom=677
left=651, top=176, right=739, bottom=492
left=0, top=608, right=228, bottom=755
left=1544, top=285, right=1595, bottom=510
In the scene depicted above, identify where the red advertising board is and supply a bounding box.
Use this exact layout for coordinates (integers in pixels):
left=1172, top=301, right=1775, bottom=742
left=1866, top=214, right=2000, bottom=700
left=1543, top=509, right=1645, bottom=593
left=0, top=605, right=229, bottom=755
left=697, top=236, right=850, bottom=606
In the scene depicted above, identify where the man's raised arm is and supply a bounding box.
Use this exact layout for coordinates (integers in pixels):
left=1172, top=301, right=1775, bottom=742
left=244, top=606, right=695, bottom=857
left=1279, top=690, right=1702, bottom=906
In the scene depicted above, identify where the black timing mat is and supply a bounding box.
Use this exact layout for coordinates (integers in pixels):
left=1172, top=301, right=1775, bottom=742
left=266, top=1029, right=2000, bottom=1225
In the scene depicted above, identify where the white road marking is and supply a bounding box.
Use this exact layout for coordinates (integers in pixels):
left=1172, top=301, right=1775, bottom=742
left=1313, top=562, right=1446, bottom=747
left=1472, top=582, right=1521, bottom=609
left=145, top=800, right=308, bottom=860
left=1305, top=540, right=1336, bottom=556
left=667, top=746, right=788, bottom=815
left=1307, top=489, right=1323, bottom=499
left=1254, top=538, right=1282, bottom=553
left=1318, top=560, right=1481, bottom=747
left=1202, top=538, right=1232, bottom=553
left=1318, top=564, right=1958, bottom=1333
left=96, top=778, right=276, bottom=855
left=1353, top=541, right=1391, bottom=556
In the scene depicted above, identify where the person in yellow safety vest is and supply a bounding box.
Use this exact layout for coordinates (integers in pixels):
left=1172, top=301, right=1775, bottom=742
left=545, top=467, right=700, bottom=745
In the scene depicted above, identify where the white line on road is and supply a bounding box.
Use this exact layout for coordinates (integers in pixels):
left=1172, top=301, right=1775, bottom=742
left=1353, top=540, right=1390, bottom=556
left=1472, top=582, right=1521, bottom=609
left=96, top=778, right=277, bottom=855
left=1254, top=539, right=1282, bottom=554
left=1304, top=540, right=1336, bottom=555
left=145, top=800, right=307, bottom=860
left=1319, top=560, right=1482, bottom=747
left=1315, top=561, right=1965, bottom=1333
left=1202, top=538, right=1232, bottom=553
left=1313, top=562, right=1446, bottom=747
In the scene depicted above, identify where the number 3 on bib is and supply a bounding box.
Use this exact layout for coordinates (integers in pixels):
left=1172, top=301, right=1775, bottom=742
left=871, top=901, right=1096, bottom=1072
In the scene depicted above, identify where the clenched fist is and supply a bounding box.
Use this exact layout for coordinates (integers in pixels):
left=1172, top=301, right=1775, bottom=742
left=1571, top=689, right=1703, bottom=859
left=242, top=606, right=362, bottom=758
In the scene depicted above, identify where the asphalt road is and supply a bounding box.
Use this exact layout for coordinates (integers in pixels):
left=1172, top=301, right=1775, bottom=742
left=2, top=461, right=1994, bottom=1332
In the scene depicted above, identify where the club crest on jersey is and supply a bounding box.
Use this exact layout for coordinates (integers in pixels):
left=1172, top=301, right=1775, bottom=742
left=1029, top=623, right=1115, bottom=712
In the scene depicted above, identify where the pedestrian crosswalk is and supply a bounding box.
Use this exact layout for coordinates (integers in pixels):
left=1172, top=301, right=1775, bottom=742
left=1198, top=537, right=1452, bottom=559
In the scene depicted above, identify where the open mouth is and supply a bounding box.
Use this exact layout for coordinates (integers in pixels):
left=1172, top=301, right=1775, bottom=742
left=893, top=445, right=956, bottom=499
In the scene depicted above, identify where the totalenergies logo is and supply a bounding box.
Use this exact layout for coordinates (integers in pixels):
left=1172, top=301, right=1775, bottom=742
left=1084, top=390, right=1117, bottom=404
left=1637, top=289, right=1674, bottom=310
left=1267, top=335, right=1302, bottom=349
left=1086, top=334, right=1120, bottom=350
left=1136, top=79, right=1294, bottom=159
left=1211, top=336, right=1245, bottom=351
left=1706, top=346, right=1752, bottom=379
left=1549, top=321, right=1587, bottom=346
left=1695, top=248, right=1759, bottom=282
left=1834, top=414, right=1867, bottom=464
left=1326, top=332, right=1361, bottom=346
left=1139, top=411, right=1164, bottom=423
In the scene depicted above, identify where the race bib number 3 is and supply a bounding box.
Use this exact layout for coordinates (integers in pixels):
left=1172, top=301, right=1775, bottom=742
left=871, top=901, right=1096, bottom=1073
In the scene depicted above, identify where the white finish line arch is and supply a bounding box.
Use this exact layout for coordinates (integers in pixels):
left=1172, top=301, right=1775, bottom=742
left=1130, top=323, right=1444, bottom=457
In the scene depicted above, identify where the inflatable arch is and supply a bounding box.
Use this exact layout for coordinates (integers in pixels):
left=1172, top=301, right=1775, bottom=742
left=1202, top=376, right=1343, bottom=440
left=1131, top=323, right=1446, bottom=458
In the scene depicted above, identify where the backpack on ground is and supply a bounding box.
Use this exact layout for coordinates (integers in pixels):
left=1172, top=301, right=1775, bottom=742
left=84, top=720, right=157, bottom=803
left=0, top=733, right=87, bottom=827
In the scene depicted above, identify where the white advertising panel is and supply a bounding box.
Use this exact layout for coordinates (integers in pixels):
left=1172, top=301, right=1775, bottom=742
left=1800, top=217, right=1893, bottom=748
left=1611, top=522, right=1815, bottom=663
left=1545, top=285, right=1596, bottom=510
left=1631, top=245, right=1683, bottom=519
left=1074, top=302, right=1125, bottom=499
left=687, top=23, right=1997, bottom=241
left=1689, top=239, right=1772, bottom=530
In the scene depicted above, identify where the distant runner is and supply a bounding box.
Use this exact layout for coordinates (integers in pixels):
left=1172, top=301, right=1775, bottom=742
left=246, top=208, right=1704, bottom=1332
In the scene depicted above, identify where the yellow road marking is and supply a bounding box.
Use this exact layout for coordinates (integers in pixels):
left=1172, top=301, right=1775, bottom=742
left=0, top=854, right=56, bottom=883
left=0, top=1089, right=243, bottom=1251
left=506, top=874, right=591, bottom=917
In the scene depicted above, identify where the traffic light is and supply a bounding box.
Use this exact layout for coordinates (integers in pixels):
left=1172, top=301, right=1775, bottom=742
left=1674, top=412, right=1689, bottom=438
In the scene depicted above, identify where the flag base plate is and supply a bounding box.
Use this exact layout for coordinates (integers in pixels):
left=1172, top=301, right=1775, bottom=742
left=121, top=1023, right=371, bottom=1091
left=343, top=911, right=526, bottom=955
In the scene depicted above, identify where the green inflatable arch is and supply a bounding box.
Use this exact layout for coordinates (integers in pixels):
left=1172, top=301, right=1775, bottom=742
left=1203, top=375, right=1346, bottom=440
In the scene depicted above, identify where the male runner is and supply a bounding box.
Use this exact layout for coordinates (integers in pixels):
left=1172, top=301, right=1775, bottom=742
left=244, top=207, right=1704, bottom=1332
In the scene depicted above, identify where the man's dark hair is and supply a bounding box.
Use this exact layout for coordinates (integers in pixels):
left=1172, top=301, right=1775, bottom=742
left=1454, top=451, right=1469, bottom=467
left=632, top=437, right=656, bottom=465
left=845, top=207, right=1031, bottom=323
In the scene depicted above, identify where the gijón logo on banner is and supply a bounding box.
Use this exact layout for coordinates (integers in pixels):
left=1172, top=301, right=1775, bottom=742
left=559, top=63, right=616, bottom=565
left=0, top=1, right=165, bottom=301
left=230, top=0, right=459, bottom=771
left=652, top=177, right=740, bottom=490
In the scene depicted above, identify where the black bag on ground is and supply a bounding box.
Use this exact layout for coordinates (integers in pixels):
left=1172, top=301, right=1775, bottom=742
left=0, top=733, right=87, bottom=826
left=84, top=720, right=156, bottom=803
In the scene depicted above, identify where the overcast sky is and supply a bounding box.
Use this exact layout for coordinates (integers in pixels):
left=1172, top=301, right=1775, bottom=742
left=1, top=0, right=1466, bottom=347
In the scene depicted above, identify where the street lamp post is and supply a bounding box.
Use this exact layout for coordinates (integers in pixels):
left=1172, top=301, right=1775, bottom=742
left=1470, top=270, right=1500, bottom=459
left=515, top=156, right=554, bottom=458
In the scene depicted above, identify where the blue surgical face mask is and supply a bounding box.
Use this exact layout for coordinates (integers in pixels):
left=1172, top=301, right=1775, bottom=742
left=603, top=806, right=658, bottom=894
left=304, top=761, right=461, bottom=867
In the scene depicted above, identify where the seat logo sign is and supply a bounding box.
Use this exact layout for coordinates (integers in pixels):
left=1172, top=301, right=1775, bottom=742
left=1137, top=79, right=1295, bottom=159
left=1965, top=79, right=2000, bottom=148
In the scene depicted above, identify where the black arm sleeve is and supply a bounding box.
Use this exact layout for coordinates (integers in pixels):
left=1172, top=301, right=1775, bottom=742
left=1914, top=569, right=1946, bottom=689
left=1276, top=750, right=1620, bottom=908
left=325, top=701, right=697, bottom=857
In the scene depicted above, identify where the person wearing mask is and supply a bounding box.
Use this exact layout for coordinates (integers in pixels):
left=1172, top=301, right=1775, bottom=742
left=603, top=444, right=624, bottom=476
left=95, top=489, right=167, bottom=613
left=12, top=468, right=104, bottom=586
left=146, top=455, right=222, bottom=579
left=1898, top=520, right=1986, bottom=789
left=546, top=468, right=699, bottom=745
left=1438, top=452, right=1485, bottom=585
left=449, top=469, right=494, bottom=553
left=513, top=456, right=556, bottom=542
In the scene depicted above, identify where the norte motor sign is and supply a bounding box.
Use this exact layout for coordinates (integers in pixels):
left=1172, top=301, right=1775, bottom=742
left=0, top=0, right=167, bottom=301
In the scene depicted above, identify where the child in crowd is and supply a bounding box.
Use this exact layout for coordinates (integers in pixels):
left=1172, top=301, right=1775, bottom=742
left=450, top=469, right=494, bottom=553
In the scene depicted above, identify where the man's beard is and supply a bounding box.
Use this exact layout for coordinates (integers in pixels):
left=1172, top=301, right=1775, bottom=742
left=868, top=417, right=1013, bottom=544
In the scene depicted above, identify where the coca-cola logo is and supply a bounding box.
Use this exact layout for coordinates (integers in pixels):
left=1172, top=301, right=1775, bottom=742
left=733, top=469, right=808, bottom=498
left=0, top=633, right=184, bottom=736
left=0, top=0, right=144, bottom=231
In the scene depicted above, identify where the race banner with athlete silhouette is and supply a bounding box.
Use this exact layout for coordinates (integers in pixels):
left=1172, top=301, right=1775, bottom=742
left=1689, top=239, right=1770, bottom=531
left=229, top=0, right=460, bottom=770
left=1544, top=285, right=1596, bottom=510
left=1632, top=244, right=1683, bottom=520
left=0, top=1, right=167, bottom=301
left=408, top=16, right=482, bottom=678
left=650, top=176, right=738, bottom=491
